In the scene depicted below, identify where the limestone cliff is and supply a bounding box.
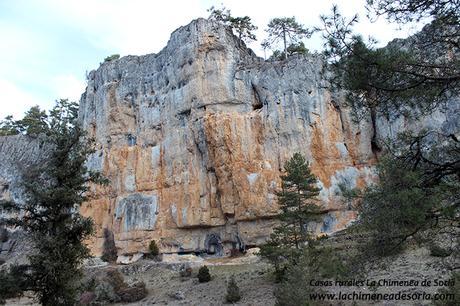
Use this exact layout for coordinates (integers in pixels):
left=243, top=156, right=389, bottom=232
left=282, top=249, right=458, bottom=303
left=2, top=18, right=457, bottom=257
left=77, top=18, right=378, bottom=256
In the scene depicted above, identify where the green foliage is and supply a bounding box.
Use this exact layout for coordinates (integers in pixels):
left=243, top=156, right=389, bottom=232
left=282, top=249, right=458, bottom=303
left=0, top=106, right=48, bottom=137
left=207, top=5, right=230, bottom=23
left=225, top=275, right=241, bottom=303
left=286, top=41, right=308, bottom=55
left=269, top=50, right=284, bottom=61
left=257, top=236, right=288, bottom=281
left=269, top=42, right=309, bottom=60
left=264, top=17, right=311, bottom=60
left=197, top=265, right=211, bottom=283
left=0, top=100, right=108, bottom=305
left=274, top=152, right=321, bottom=249
left=259, top=153, right=321, bottom=278
left=17, top=106, right=48, bottom=135
left=101, top=228, right=117, bottom=263
left=358, top=156, right=442, bottom=256
left=274, top=247, right=348, bottom=306
left=0, top=267, right=24, bottom=303
left=104, top=54, right=120, bottom=62
left=148, top=239, right=159, bottom=256
left=207, top=6, right=257, bottom=43
left=229, top=16, right=258, bottom=42
left=354, top=128, right=460, bottom=259
left=82, top=268, right=147, bottom=304
left=0, top=115, right=19, bottom=136
left=318, top=4, right=460, bottom=120
left=0, top=265, right=37, bottom=303
left=367, top=0, right=460, bottom=23
left=261, top=40, right=271, bottom=59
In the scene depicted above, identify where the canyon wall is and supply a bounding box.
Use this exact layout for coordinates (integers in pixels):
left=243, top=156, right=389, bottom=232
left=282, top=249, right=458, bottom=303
left=77, top=18, right=377, bottom=255
left=3, top=19, right=457, bottom=257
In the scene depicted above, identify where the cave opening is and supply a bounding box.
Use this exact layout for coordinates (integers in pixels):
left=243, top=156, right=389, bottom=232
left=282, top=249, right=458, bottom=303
left=252, top=84, right=263, bottom=110
left=204, top=233, right=223, bottom=256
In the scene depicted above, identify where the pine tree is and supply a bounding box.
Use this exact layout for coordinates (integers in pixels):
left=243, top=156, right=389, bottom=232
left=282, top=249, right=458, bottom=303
left=225, top=275, right=241, bottom=303
left=259, top=153, right=321, bottom=277
left=207, top=6, right=257, bottom=43
left=318, top=1, right=460, bottom=257
left=0, top=105, right=48, bottom=136
left=265, top=17, right=311, bottom=60
left=275, top=153, right=321, bottom=249
left=101, top=228, right=117, bottom=263
left=0, top=115, right=19, bottom=136
left=16, top=106, right=48, bottom=136
left=148, top=239, right=159, bottom=257
left=197, top=265, right=211, bottom=283
left=0, top=99, right=108, bottom=305
left=318, top=3, right=459, bottom=120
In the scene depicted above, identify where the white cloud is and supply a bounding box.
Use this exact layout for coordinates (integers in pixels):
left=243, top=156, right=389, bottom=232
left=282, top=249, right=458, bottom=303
left=52, top=74, right=86, bottom=102
left=41, top=0, right=205, bottom=55
left=0, top=79, right=51, bottom=119
left=215, top=0, right=425, bottom=55
left=0, top=0, right=428, bottom=118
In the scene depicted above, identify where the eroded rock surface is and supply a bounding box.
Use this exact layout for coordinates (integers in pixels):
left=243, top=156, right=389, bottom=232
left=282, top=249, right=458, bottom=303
left=2, top=18, right=457, bottom=257
left=77, top=18, right=378, bottom=255
left=0, top=136, right=48, bottom=261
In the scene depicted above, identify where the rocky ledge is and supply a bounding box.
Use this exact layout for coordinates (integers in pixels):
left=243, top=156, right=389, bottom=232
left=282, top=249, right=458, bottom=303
left=1, top=18, right=458, bottom=257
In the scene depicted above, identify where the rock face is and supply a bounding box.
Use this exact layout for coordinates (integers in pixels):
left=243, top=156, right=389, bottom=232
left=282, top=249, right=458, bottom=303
left=2, top=18, right=457, bottom=257
left=0, top=136, right=48, bottom=261
left=0, top=135, right=48, bottom=206
left=77, top=18, right=378, bottom=256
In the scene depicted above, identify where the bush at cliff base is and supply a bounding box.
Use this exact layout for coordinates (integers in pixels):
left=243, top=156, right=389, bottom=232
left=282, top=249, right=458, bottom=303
left=197, top=265, right=211, bottom=283
left=225, top=275, right=241, bottom=303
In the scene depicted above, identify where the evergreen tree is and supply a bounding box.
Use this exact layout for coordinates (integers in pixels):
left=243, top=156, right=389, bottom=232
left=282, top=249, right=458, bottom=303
left=228, top=16, right=257, bottom=42
left=259, top=153, right=321, bottom=277
left=358, top=156, right=443, bottom=256
left=101, top=228, right=117, bottom=263
left=318, top=1, right=460, bottom=257
left=265, top=17, right=311, bottom=60
left=197, top=265, right=211, bottom=283
left=261, top=40, right=270, bottom=60
left=148, top=239, right=159, bottom=257
left=274, top=153, right=321, bottom=249
left=0, top=115, right=18, bottom=136
left=354, top=132, right=459, bottom=257
left=225, top=275, right=241, bottom=303
left=318, top=4, right=459, bottom=120
left=268, top=42, right=309, bottom=61
left=0, top=99, right=107, bottom=305
left=0, top=106, right=48, bottom=136
left=16, top=106, right=48, bottom=136
left=367, top=0, right=460, bottom=24
left=207, top=6, right=257, bottom=43
left=274, top=247, right=348, bottom=305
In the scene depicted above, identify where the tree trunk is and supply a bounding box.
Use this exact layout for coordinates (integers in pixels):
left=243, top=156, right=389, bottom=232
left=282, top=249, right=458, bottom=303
left=283, top=30, right=287, bottom=60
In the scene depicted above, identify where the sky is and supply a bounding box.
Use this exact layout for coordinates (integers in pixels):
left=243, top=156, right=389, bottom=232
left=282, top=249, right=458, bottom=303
left=0, top=0, right=426, bottom=119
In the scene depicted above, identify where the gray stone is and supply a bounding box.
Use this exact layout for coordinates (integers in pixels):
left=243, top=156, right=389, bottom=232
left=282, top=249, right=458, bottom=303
left=171, top=290, right=185, bottom=300
left=116, top=253, right=144, bottom=265
left=114, top=194, right=158, bottom=232
left=0, top=227, right=8, bottom=243
left=1, top=18, right=458, bottom=256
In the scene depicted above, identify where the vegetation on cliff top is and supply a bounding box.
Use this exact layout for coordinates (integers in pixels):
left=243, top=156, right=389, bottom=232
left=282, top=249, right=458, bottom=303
left=0, top=1, right=458, bottom=305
